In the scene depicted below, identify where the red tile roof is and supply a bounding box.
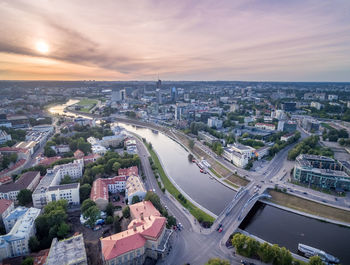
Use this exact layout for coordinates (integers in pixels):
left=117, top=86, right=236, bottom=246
left=38, top=156, right=62, bottom=166
left=118, top=166, right=138, bottom=177
left=0, top=176, right=12, bottom=184
left=101, top=215, right=166, bottom=261
left=129, top=201, right=160, bottom=220
left=90, top=176, right=126, bottom=201
left=0, top=199, right=13, bottom=214
left=74, top=149, right=84, bottom=159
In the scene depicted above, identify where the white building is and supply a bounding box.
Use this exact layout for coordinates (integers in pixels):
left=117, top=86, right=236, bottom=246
left=310, top=101, right=322, bottom=110
left=3, top=206, right=27, bottom=233
left=125, top=175, right=146, bottom=204
left=223, top=147, right=248, bottom=168
left=328, top=94, right=338, bottom=101
left=0, top=207, right=40, bottom=261
left=230, top=103, right=240, bottom=112
left=46, top=183, right=80, bottom=206
left=91, top=145, right=107, bottom=156
left=255, top=123, right=276, bottom=131
left=32, top=159, right=83, bottom=208
left=271, top=109, right=286, bottom=120
left=207, top=117, right=223, bottom=129
left=0, top=130, right=11, bottom=144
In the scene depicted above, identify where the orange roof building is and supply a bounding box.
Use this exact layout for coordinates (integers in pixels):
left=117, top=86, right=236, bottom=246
left=101, top=201, right=171, bottom=265
left=74, top=149, right=85, bottom=159
left=129, top=200, right=161, bottom=220
left=118, top=166, right=138, bottom=177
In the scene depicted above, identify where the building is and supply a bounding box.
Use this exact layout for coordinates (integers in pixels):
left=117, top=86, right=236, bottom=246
left=125, top=175, right=146, bottom=204
left=91, top=145, right=108, bottom=156
left=170, top=87, right=177, bottom=102
left=6, top=115, right=29, bottom=129
left=0, top=199, right=14, bottom=229
left=271, top=109, right=286, bottom=120
left=91, top=176, right=127, bottom=210
left=32, top=160, right=83, bottom=208
left=281, top=102, right=296, bottom=112
left=310, top=101, right=322, bottom=110
left=304, top=93, right=326, bottom=101
left=302, top=118, right=320, bottom=133
left=207, top=117, right=223, bottom=129
left=223, top=147, right=248, bottom=168
left=74, top=149, right=85, bottom=159
left=255, top=123, right=275, bottom=131
left=125, top=139, right=138, bottom=155
left=0, top=130, right=11, bottom=145
left=255, top=146, right=270, bottom=159
left=0, top=207, right=40, bottom=261
left=101, top=201, right=172, bottom=265
left=112, top=89, right=126, bottom=102
left=0, top=171, right=40, bottom=202
left=118, top=166, right=138, bottom=177
left=293, top=154, right=350, bottom=191
left=281, top=133, right=295, bottom=142
left=0, top=176, right=12, bottom=186
left=14, top=141, right=38, bottom=156
left=277, top=120, right=297, bottom=133
left=45, top=233, right=87, bottom=265
left=328, top=94, right=338, bottom=101
left=3, top=206, right=27, bottom=233
left=51, top=145, right=71, bottom=154
left=198, top=131, right=220, bottom=145
left=83, top=154, right=101, bottom=165
left=230, top=103, right=240, bottom=112
left=46, top=183, right=80, bottom=206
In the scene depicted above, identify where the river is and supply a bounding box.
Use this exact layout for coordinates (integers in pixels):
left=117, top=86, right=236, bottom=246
left=117, top=123, right=236, bottom=216
left=240, top=201, right=350, bottom=264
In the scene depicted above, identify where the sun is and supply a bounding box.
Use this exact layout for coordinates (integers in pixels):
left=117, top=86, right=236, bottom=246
left=36, top=41, right=49, bottom=54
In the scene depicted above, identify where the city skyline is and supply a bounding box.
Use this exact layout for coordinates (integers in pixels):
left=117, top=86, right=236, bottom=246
left=1, top=0, right=350, bottom=81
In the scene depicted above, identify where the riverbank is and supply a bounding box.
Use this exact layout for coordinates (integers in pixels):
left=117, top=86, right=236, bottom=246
left=266, top=189, right=350, bottom=224
left=145, top=142, right=216, bottom=225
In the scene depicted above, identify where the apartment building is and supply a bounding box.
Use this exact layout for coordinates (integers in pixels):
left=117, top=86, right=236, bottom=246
left=0, top=207, right=40, bottom=261
left=3, top=206, right=27, bottom=233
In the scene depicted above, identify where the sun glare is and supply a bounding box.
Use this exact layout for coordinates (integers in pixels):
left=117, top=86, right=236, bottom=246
left=36, top=41, right=49, bottom=54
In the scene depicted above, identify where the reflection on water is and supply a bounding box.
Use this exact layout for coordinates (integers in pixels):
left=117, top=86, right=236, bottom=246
left=240, top=201, right=350, bottom=264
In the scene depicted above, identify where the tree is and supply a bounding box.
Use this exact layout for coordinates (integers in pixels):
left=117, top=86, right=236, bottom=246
left=106, top=202, right=114, bottom=217
left=131, top=195, right=140, bottom=204
left=60, top=175, right=73, bottom=185
left=205, top=258, right=230, bottom=265
left=257, top=242, right=274, bottom=263
left=122, top=206, right=130, bottom=218
left=84, top=205, right=100, bottom=227
left=57, top=222, right=70, bottom=238
left=189, top=140, right=194, bottom=150
left=245, top=236, right=260, bottom=257
left=112, top=162, right=121, bottom=173
left=81, top=199, right=96, bottom=214
left=17, top=189, right=33, bottom=206
left=91, top=165, right=105, bottom=176
left=188, top=153, right=194, bottom=162
left=28, top=236, right=40, bottom=252
left=145, top=192, right=162, bottom=212
left=167, top=215, right=177, bottom=227
left=79, top=184, right=91, bottom=202
left=44, top=145, right=56, bottom=157
left=21, top=257, right=34, bottom=265
left=114, top=216, right=121, bottom=232
left=232, top=233, right=246, bottom=255
left=106, top=216, right=114, bottom=224
left=309, top=256, right=324, bottom=265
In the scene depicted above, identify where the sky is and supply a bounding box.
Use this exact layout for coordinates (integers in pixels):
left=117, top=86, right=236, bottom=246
left=0, top=0, right=349, bottom=81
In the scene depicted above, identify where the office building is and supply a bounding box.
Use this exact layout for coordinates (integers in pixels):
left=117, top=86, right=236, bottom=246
left=207, top=117, right=223, bottom=129
left=3, top=206, right=27, bottom=233
left=302, top=118, right=320, bottom=132
left=293, top=154, right=350, bottom=191
left=0, top=131, right=11, bottom=145
left=277, top=120, right=297, bottom=133
left=198, top=131, right=220, bottom=145
left=125, top=175, right=147, bottom=204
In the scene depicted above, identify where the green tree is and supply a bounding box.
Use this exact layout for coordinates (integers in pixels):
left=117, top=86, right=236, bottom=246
left=28, top=236, right=40, bottom=252
left=81, top=199, right=96, bottom=214
left=205, top=258, right=230, bottom=265
left=105, top=158, right=118, bottom=174
left=57, top=222, right=70, bottom=238
left=44, top=145, right=57, bottom=157
left=112, top=162, right=121, bottom=173
left=106, top=215, right=114, bottom=224
left=257, top=242, right=274, bottom=263
left=189, top=140, right=194, bottom=150
left=17, top=189, right=33, bottom=206
left=309, top=256, right=324, bottom=265
left=106, top=202, right=114, bottom=217
left=60, top=175, right=73, bottom=185
left=91, top=165, right=105, bottom=176
left=131, top=195, right=140, bottom=204
left=84, top=205, right=100, bottom=227
left=145, top=192, right=162, bottom=212
left=79, top=183, right=91, bottom=202
left=21, top=257, right=34, bottom=265
left=122, top=206, right=130, bottom=218
left=232, top=233, right=246, bottom=255
left=167, top=215, right=177, bottom=227
left=245, top=236, right=260, bottom=257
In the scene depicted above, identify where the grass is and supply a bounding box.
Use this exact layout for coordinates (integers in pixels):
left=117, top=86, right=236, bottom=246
left=147, top=144, right=215, bottom=224
left=268, top=190, right=350, bottom=224
left=75, top=98, right=98, bottom=113
left=209, top=168, right=222, bottom=178
left=226, top=174, right=249, bottom=187
left=321, top=122, right=335, bottom=130
left=224, top=179, right=239, bottom=189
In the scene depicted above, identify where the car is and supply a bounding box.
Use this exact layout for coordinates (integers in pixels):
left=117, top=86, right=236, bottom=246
left=216, top=223, right=223, bottom=231
left=303, top=192, right=308, bottom=195
left=335, top=197, right=338, bottom=201
left=322, top=200, right=327, bottom=203
left=218, top=227, right=223, bottom=233
left=240, top=260, right=248, bottom=265
left=93, top=225, right=102, bottom=231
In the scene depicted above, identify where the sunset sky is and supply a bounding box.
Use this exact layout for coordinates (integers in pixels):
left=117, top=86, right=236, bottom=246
left=0, top=0, right=349, bottom=81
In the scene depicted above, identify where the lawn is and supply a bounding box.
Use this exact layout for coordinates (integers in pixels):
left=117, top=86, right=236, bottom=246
left=268, top=190, right=350, bottom=223
left=75, top=98, right=98, bottom=113
left=147, top=144, right=215, bottom=224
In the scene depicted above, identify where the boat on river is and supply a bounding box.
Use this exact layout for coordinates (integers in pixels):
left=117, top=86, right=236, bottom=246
left=298, top=243, right=339, bottom=264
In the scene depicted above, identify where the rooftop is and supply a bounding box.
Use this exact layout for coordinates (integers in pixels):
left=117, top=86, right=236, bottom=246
left=91, top=176, right=126, bottom=201
left=0, top=171, right=40, bottom=193
left=46, top=233, right=87, bottom=265
left=129, top=201, right=161, bottom=220
left=47, top=182, right=79, bottom=192
left=0, top=199, right=13, bottom=214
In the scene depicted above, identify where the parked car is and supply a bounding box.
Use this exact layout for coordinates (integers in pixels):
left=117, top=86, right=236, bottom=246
left=93, top=225, right=102, bottom=231
left=218, top=227, right=223, bottom=233
left=216, top=223, right=223, bottom=231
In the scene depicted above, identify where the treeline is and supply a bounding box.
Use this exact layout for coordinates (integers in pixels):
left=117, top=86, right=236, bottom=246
left=0, top=127, right=26, bottom=147
left=288, top=135, right=333, bottom=160
left=269, top=131, right=301, bottom=157
left=22, top=157, right=75, bottom=176
left=231, top=233, right=324, bottom=265
left=322, top=127, right=348, bottom=142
